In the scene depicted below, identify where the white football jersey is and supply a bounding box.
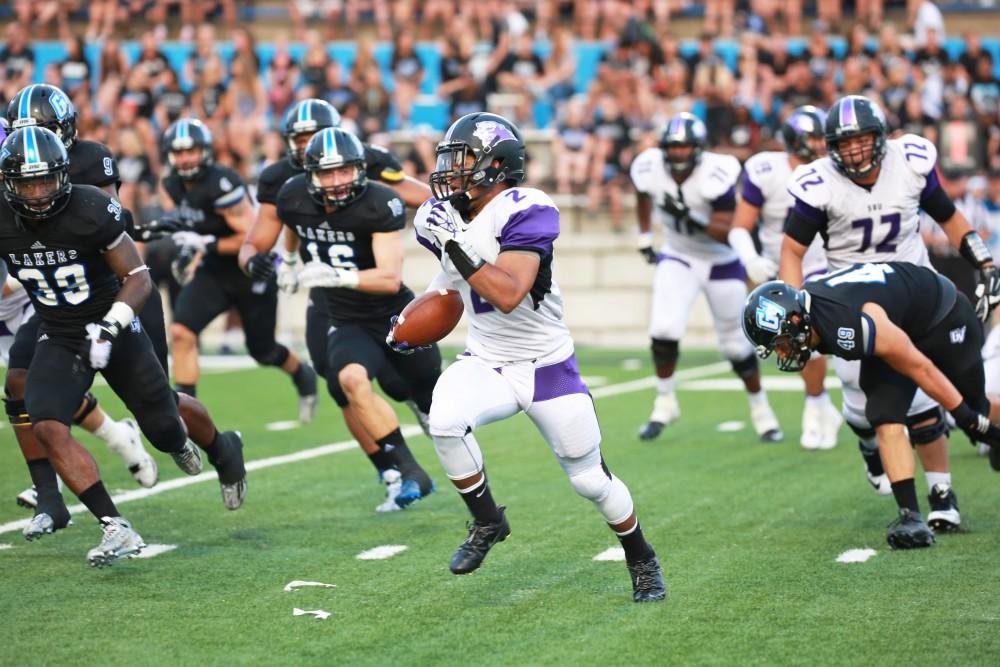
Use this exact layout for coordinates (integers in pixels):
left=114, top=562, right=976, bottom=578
left=630, top=148, right=741, bottom=261
left=787, top=134, right=937, bottom=271
left=413, top=188, right=574, bottom=364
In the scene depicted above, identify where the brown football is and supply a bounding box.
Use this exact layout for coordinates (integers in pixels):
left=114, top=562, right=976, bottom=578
left=391, top=288, right=464, bottom=347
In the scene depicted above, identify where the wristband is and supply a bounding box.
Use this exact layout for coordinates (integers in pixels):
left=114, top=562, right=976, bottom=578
left=445, top=239, right=485, bottom=280
left=637, top=231, right=654, bottom=249
left=100, top=301, right=134, bottom=339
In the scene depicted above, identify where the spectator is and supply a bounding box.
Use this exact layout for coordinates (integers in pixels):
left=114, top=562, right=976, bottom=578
left=154, top=67, right=191, bottom=129
left=231, top=26, right=261, bottom=74
left=779, top=59, right=823, bottom=109
left=136, top=29, right=171, bottom=82
left=13, top=0, right=66, bottom=39
left=937, top=95, right=985, bottom=175
left=419, top=0, right=455, bottom=40
left=693, top=47, right=736, bottom=146
left=190, top=55, right=230, bottom=130
left=58, top=34, right=91, bottom=96
left=541, top=27, right=578, bottom=108
left=390, top=31, right=425, bottom=128
left=0, top=23, right=36, bottom=101
left=226, top=54, right=268, bottom=166
left=265, top=39, right=298, bottom=124
left=401, top=125, right=438, bottom=182
left=94, top=39, right=131, bottom=123
left=552, top=96, right=594, bottom=196
left=704, top=0, right=735, bottom=36
left=910, top=0, right=946, bottom=49
left=588, top=94, right=632, bottom=233
left=299, top=30, right=331, bottom=94
left=914, top=27, right=948, bottom=120
left=114, top=126, right=157, bottom=224
left=85, top=0, right=118, bottom=41
left=494, top=33, right=546, bottom=127
left=968, top=53, right=1000, bottom=128
left=899, top=89, right=937, bottom=142
left=882, top=56, right=914, bottom=130
left=320, top=60, right=359, bottom=119
left=958, top=30, right=985, bottom=81
left=183, top=24, right=219, bottom=90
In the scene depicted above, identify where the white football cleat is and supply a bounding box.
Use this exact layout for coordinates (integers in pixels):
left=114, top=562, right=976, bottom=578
left=376, top=469, right=403, bottom=513
left=86, top=516, right=145, bottom=567
left=750, top=400, right=783, bottom=443
left=800, top=401, right=823, bottom=450
left=818, top=403, right=843, bottom=450
left=106, top=418, right=158, bottom=488
left=866, top=469, right=892, bottom=495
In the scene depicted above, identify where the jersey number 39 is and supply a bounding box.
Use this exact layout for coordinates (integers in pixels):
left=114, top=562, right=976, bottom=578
left=16, top=264, right=91, bottom=306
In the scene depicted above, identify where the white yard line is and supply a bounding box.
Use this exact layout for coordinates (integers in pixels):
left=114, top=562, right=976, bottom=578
left=133, top=544, right=178, bottom=559
left=0, top=361, right=730, bottom=537
left=356, top=545, right=409, bottom=560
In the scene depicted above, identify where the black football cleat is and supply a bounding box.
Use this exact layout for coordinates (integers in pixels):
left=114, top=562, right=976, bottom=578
left=886, top=508, right=935, bottom=550
left=627, top=556, right=667, bottom=602
left=213, top=431, right=247, bottom=511
left=989, top=443, right=1000, bottom=472
left=638, top=421, right=665, bottom=441
left=449, top=506, right=510, bottom=575
left=926, top=484, right=960, bottom=533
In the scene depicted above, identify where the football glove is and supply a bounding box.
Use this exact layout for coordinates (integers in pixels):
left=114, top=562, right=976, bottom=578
left=661, top=193, right=708, bottom=228
left=974, top=266, right=1000, bottom=323
left=950, top=402, right=1000, bottom=449
left=297, top=262, right=360, bottom=289
left=385, top=315, right=432, bottom=355
left=277, top=250, right=299, bottom=294
left=245, top=251, right=277, bottom=281
left=744, top=255, right=779, bottom=284
left=172, top=231, right=217, bottom=254
left=422, top=204, right=463, bottom=249
left=84, top=322, right=116, bottom=370
left=171, top=245, right=199, bottom=286
left=134, top=214, right=184, bottom=242
left=637, top=231, right=658, bottom=264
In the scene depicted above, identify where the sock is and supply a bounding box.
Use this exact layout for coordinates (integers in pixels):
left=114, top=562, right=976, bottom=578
left=376, top=428, right=430, bottom=491
left=200, top=430, right=224, bottom=466
left=805, top=391, right=829, bottom=408
left=366, top=447, right=395, bottom=474
left=748, top=388, right=769, bottom=406
left=925, top=471, right=952, bottom=491
left=655, top=376, right=675, bottom=395
left=858, top=439, right=884, bottom=475
left=27, top=458, right=62, bottom=504
left=890, top=477, right=920, bottom=513
left=176, top=384, right=197, bottom=398
left=78, top=481, right=120, bottom=519
left=615, top=520, right=656, bottom=565
left=92, top=414, right=118, bottom=444
left=457, top=474, right=502, bottom=524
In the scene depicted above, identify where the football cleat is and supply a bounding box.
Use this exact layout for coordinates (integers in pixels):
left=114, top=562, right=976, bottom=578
left=294, top=363, right=319, bottom=424
left=859, top=442, right=891, bottom=495
left=750, top=400, right=783, bottom=443
left=86, top=516, right=145, bottom=567
left=376, top=469, right=403, bottom=513
left=214, top=431, right=247, bottom=511
left=638, top=394, right=680, bottom=441
left=16, top=485, right=37, bottom=510
left=449, top=506, right=511, bottom=575
left=405, top=399, right=431, bottom=437
left=800, top=401, right=823, bottom=450
left=395, top=478, right=435, bottom=509
left=990, top=443, right=1000, bottom=472
left=171, top=439, right=203, bottom=476
left=819, top=402, right=843, bottom=449
left=23, top=511, right=73, bottom=541
left=107, top=418, right=158, bottom=488
left=627, top=556, right=667, bottom=603
left=927, top=483, right=961, bottom=533
left=886, top=508, right=935, bottom=550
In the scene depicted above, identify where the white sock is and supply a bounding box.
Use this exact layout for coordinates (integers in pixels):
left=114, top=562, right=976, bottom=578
left=805, top=391, right=830, bottom=408
left=92, top=414, right=118, bottom=444
left=655, top=376, right=675, bottom=395
left=925, top=471, right=951, bottom=491
left=748, top=388, right=769, bottom=406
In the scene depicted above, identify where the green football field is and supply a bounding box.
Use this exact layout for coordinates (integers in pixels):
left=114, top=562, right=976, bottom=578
left=2, top=348, right=999, bottom=666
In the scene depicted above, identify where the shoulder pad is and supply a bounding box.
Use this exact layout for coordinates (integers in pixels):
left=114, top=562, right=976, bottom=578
left=698, top=152, right=741, bottom=201
left=629, top=148, right=662, bottom=192
left=786, top=159, right=835, bottom=210
left=890, top=134, right=938, bottom=177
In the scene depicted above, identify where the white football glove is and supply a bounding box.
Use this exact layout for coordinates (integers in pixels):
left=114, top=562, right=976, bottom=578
left=744, top=254, right=778, bottom=284
left=297, top=262, right=360, bottom=289
left=421, top=203, right=463, bottom=249
left=277, top=250, right=299, bottom=294
left=172, top=231, right=216, bottom=253
left=84, top=322, right=113, bottom=370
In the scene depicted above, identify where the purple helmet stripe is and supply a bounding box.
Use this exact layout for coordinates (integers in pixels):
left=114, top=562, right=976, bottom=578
left=840, top=98, right=856, bottom=128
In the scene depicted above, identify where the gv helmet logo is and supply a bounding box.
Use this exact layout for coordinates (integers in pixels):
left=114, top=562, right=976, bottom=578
left=755, top=297, right=785, bottom=333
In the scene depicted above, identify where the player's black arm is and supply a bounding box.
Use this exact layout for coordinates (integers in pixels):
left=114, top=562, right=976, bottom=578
left=863, top=302, right=964, bottom=411
left=360, top=231, right=405, bottom=294
left=780, top=200, right=823, bottom=287
left=464, top=250, right=540, bottom=314
left=216, top=196, right=254, bottom=255
left=238, top=201, right=284, bottom=272
left=104, top=234, right=153, bottom=315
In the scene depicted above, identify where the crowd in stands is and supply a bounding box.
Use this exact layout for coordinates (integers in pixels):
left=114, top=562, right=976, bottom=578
left=1, top=0, right=999, bottom=235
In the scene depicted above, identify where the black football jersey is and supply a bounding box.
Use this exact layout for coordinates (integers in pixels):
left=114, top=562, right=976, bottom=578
left=161, top=164, right=247, bottom=270
left=68, top=139, right=119, bottom=190
left=803, top=262, right=957, bottom=360
left=276, top=177, right=413, bottom=324
left=0, top=186, right=128, bottom=338
left=257, top=144, right=404, bottom=207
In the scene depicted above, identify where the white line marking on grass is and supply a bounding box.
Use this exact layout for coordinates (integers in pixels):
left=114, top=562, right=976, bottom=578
left=0, top=543, right=12, bottom=550
left=581, top=375, right=608, bottom=387
left=836, top=548, right=877, bottom=563
left=293, top=608, right=331, bottom=620
left=284, top=580, right=337, bottom=592
left=680, top=376, right=843, bottom=392
left=592, top=547, right=625, bottom=561
left=0, top=362, right=732, bottom=536
left=717, top=421, right=745, bottom=432
left=356, top=545, right=408, bottom=560
left=265, top=420, right=301, bottom=432
left=621, top=358, right=642, bottom=371
left=134, top=544, right=177, bottom=559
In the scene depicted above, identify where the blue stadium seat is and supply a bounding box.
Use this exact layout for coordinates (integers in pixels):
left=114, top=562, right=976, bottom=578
left=410, top=99, right=450, bottom=130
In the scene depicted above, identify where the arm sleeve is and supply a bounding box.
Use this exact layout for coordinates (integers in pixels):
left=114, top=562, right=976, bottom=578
left=919, top=168, right=958, bottom=222
left=784, top=198, right=827, bottom=247
left=740, top=171, right=765, bottom=207
left=711, top=186, right=737, bottom=212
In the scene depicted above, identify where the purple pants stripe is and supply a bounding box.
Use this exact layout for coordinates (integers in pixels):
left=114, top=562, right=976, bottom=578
left=708, top=258, right=746, bottom=281
left=533, top=354, right=589, bottom=402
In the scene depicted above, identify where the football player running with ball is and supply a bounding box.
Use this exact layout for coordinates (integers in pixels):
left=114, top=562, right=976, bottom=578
left=744, top=263, right=1000, bottom=548
left=396, top=112, right=665, bottom=602
left=631, top=113, right=781, bottom=443
left=780, top=95, right=1000, bottom=530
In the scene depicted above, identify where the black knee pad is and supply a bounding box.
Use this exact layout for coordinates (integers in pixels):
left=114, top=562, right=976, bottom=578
left=651, top=338, right=679, bottom=369
left=906, top=407, right=949, bottom=445
left=72, top=392, right=99, bottom=426
left=250, top=343, right=290, bottom=368
left=4, top=397, right=30, bottom=427
left=848, top=422, right=877, bottom=440
left=325, top=374, right=349, bottom=408
left=730, top=354, right=759, bottom=379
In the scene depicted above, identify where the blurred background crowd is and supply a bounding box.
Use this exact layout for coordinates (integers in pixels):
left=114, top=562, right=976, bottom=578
left=1, top=0, right=999, bottom=238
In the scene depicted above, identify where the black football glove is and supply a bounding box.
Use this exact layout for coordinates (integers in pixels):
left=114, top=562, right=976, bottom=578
left=974, top=266, right=1000, bottom=323
left=950, top=402, right=1000, bottom=449
left=245, top=251, right=277, bottom=281
left=661, top=193, right=708, bottom=229
left=135, top=212, right=184, bottom=242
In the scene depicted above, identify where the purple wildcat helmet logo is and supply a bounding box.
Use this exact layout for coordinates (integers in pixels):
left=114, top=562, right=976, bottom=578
left=473, top=121, right=516, bottom=150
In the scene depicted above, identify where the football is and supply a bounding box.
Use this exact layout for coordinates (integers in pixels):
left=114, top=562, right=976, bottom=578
left=391, top=288, right=464, bottom=347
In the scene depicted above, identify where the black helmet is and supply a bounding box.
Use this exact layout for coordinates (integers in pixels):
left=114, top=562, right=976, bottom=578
left=303, top=127, right=368, bottom=207
left=430, top=112, right=525, bottom=216
left=5, top=84, right=79, bottom=150
left=161, top=118, right=214, bottom=180
left=0, top=126, right=73, bottom=220
left=742, top=281, right=813, bottom=372
left=780, top=105, right=826, bottom=162
left=659, top=112, right=707, bottom=176
left=282, top=99, right=342, bottom=168
left=825, top=95, right=887, bottom=179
